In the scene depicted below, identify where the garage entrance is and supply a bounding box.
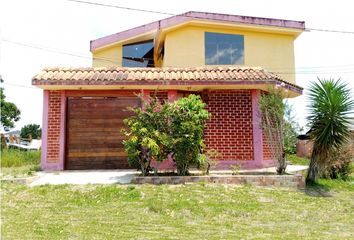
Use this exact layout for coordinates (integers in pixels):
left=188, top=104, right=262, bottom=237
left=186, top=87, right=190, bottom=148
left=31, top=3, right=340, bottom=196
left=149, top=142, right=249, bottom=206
left=65, top=96, right=140, bottom=170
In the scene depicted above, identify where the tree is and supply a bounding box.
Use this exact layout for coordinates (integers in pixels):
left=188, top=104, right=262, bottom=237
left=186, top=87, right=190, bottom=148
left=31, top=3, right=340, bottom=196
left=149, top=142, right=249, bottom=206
left=20, top=124, right=42, bottom=139
left=306, top=78, right=354, bottom=184
left=259, top=88, right=287, bottom=174
left=0, top=78, right=21, bottom=128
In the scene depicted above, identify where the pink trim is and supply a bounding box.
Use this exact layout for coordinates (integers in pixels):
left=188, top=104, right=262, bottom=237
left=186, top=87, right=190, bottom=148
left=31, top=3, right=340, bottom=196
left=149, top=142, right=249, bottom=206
left=167, top=90, right=178, bottom=102
left=252, top=90, right=264, bottom=167
left=40, top=90, right=49, bottom=170
left=90, top=11, right=304, bottom=51
left=58, top=91, right=66, bottom=170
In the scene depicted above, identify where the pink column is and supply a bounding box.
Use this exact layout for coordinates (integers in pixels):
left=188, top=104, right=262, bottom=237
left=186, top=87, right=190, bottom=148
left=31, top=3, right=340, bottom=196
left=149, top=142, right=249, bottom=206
left=251, top=90, right=264, bottom=167
left=40, top=90, right=49, bottom=170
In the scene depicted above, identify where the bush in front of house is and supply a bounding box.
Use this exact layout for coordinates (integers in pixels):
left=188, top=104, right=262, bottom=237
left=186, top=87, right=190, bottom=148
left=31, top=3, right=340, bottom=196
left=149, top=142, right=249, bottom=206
left=123, top=94, right=210, bottom=176
left=169, top=95, right=210, bottom=175
left=123, top=97, right=172, bottom=176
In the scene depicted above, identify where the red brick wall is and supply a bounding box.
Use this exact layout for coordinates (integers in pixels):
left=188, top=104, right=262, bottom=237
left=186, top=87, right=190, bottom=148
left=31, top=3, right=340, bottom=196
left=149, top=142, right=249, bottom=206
left=46, top=91, right=61, bottom=163
left=262, top=133, right=273, bottom=160
left=204, top=90, right=254, bottom=161
left=150, top=91, right=168, bottom=103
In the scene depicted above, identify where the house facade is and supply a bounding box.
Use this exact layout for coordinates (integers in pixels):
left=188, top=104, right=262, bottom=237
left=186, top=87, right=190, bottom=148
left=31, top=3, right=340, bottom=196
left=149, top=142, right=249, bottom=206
left=33, top=11, right=304, bottom=171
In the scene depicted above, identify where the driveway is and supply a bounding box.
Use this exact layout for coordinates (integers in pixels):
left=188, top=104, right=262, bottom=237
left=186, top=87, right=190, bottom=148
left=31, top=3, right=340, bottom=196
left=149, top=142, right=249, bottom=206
left=29, top=165, right=308, bottom=186
left=30, top=170, right=138, bottom=186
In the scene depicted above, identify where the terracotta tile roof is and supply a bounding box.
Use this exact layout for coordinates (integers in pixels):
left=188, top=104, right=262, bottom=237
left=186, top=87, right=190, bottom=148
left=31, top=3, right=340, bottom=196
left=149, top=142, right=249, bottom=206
left=32, top=66, right=302, bottom=93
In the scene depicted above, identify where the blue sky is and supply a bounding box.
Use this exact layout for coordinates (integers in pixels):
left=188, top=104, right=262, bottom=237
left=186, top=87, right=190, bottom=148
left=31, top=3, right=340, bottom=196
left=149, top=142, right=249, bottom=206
left=1, top=0, right=353, bottom=131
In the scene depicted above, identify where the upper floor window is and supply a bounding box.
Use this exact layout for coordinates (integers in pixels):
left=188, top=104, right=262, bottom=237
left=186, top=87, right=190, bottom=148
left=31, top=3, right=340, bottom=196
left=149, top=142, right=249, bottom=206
left=205, top=32, right=244, bottom=65
left=123, top=40, right=154, bottom=67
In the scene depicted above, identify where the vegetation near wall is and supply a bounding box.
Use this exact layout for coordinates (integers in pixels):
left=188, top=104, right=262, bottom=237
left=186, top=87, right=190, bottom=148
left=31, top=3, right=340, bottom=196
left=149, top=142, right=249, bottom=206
left=123, top=94, right=209, bottom=176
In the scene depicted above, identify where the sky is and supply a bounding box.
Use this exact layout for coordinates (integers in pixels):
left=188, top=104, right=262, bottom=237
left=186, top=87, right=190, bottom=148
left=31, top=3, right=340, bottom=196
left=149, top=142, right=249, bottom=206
left=1, top=0, right=354, bottom=131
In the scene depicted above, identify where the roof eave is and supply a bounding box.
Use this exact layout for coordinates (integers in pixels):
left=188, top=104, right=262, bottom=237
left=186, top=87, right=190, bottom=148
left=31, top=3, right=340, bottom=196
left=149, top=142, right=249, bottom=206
left=32, top=79, right=302, bottom=98
left=90, top=11, right=305, bottom=52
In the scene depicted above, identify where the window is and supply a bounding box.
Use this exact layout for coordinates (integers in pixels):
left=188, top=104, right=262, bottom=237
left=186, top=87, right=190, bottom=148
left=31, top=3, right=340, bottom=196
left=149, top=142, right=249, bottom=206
left=205, top=32, right=244, bottom=65
left=122, top=40, right=154, bottom=67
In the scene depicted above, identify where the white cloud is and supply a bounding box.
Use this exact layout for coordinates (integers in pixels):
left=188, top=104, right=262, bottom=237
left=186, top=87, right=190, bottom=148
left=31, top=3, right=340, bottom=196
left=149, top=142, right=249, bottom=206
left=0, top=0, right=353, bottom=130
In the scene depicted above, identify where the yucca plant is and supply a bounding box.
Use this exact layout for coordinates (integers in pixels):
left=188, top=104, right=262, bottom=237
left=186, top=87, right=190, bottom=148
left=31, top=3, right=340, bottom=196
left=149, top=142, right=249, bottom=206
left=306, top=78, right=354, bottom=184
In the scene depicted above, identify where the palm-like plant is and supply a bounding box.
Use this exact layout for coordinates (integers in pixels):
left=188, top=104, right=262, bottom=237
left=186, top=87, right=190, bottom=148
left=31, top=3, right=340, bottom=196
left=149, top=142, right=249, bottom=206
left=306, top=78, right=354, bottom=184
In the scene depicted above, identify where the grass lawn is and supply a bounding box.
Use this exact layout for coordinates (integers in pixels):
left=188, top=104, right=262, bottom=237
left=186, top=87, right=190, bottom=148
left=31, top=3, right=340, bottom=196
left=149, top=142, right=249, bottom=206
left=288, top=154, right=310, bottom=166
left=0, top=149, right=41, bottom=177
left=1, top=180, right=353, bottom=239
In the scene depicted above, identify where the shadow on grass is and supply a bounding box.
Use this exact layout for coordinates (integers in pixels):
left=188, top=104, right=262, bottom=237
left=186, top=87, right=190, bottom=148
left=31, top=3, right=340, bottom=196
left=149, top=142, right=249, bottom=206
left=302, top=182, right=333, bottom=197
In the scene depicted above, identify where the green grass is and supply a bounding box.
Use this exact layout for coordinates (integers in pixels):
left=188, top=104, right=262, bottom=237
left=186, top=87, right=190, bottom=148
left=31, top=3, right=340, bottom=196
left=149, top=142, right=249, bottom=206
left=1, top=182, right=353, bottom=239
left=288, top=154, right=310, bottom=166
left=1, top=149, right=41, bottom=177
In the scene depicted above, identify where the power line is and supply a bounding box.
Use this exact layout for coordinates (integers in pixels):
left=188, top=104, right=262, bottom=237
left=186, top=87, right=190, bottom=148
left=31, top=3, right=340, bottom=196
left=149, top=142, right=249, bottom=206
left=1, top=82, right=39, bottom=89
left=65, top=0, right=354, bottom=34
left=66, top=0, right=172, bottom=15
left=306, top=28, right=354, bottom=34
left=1, top=39, right=120, bottom=65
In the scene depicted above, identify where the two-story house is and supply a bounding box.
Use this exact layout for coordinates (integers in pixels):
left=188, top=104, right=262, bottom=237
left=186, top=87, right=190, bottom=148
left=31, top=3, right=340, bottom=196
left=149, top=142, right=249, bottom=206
left=33, top=11, right=304, bottom=171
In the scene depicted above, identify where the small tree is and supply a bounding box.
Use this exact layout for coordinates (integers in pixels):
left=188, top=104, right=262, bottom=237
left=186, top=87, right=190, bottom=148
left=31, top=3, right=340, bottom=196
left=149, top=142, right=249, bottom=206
left=259, top=87, right=286, bottom=174
left=306, top=78, right=354, bottom=184
left=20, top=124, right=42, bottom=139
left=170, top=95, right=210, bottom=175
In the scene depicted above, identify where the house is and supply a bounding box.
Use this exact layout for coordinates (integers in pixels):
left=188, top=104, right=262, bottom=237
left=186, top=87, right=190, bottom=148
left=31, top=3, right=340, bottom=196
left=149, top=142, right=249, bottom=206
left=32, top=11, right=304, bottom=171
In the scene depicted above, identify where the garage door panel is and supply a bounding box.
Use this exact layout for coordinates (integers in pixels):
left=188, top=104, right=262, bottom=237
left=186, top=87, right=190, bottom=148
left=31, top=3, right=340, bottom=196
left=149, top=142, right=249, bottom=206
left=68, top=112, right=133, bottom=119
left=65, top=96, right=139, bottom=170
left=66, top=157, right=130, bottom=170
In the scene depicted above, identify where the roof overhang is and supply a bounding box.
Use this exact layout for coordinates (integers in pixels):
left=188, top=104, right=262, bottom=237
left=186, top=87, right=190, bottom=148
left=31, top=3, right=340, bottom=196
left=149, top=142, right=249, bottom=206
left=32, top=67, right=303, bottom=98
left=32, top=81, right=301, bottom=98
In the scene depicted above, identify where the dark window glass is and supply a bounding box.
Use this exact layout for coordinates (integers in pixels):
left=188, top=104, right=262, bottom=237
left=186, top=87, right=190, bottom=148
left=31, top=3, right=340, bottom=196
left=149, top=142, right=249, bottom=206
left=205, top=32, right=244, bottom=65
left=123, top=41, right=154, bottom=67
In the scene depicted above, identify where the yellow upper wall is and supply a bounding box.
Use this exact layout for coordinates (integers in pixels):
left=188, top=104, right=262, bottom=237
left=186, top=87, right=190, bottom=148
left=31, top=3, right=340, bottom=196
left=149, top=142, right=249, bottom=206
left=93, top=45, right=122, bottom=68
left=92, top=24, right=297, bottom=83
left=163, top=25, right=295, bottom=83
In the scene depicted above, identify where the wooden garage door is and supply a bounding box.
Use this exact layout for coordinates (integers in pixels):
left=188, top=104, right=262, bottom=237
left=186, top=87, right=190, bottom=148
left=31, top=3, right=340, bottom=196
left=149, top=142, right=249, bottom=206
left=65, top=96, right=140, bottom=170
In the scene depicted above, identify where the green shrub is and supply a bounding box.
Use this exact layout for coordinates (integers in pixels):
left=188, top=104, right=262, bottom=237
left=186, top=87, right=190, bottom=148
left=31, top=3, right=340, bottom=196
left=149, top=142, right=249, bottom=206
left=123, top=96, right=171, bottom=176
left=123, top=94, right=209, bottom=176
left=170, top=95, right=210, bottom=175
left=326, top=143, right=354, bottom=180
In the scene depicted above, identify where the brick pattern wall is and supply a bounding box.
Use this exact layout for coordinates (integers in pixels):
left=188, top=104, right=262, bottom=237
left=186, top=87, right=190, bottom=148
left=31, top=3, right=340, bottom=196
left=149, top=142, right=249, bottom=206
left=263, top=132, right=273, bottom=160
left=204, top=90, right=253, bottom=161
left=46, top=91, right=61, bottom=163
left=150, top=91, right=168, bottom=103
